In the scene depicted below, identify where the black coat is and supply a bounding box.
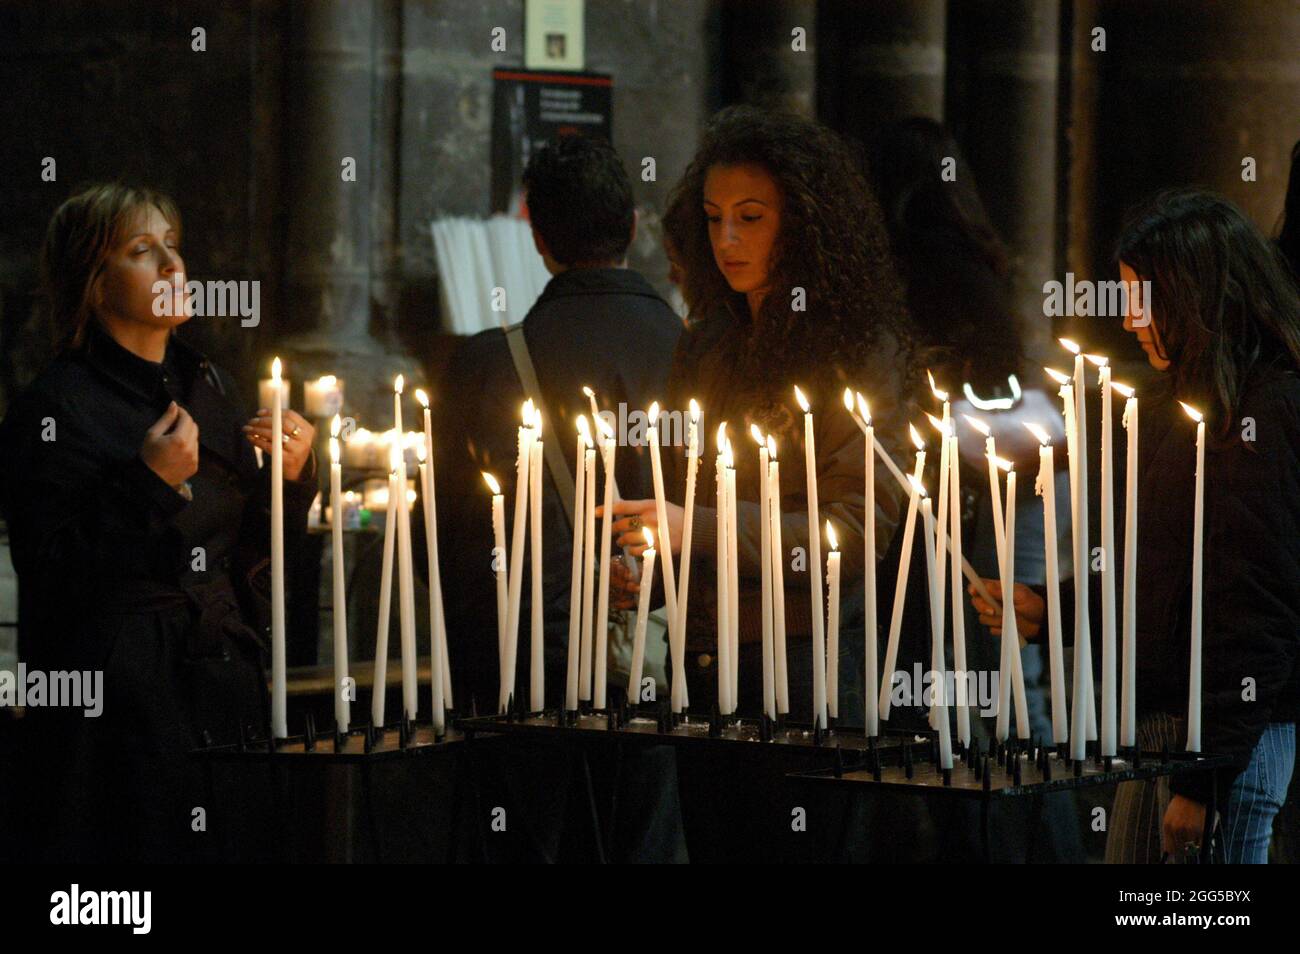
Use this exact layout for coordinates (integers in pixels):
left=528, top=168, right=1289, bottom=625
left=0, top=320, right=316, bottom=861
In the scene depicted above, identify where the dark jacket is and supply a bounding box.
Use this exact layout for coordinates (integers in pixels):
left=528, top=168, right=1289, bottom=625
left=426, top=266, right=682, bottom=710
left=0, top=320, right=316, bottom=861
left=1051, top=365, right=1300, bottom=804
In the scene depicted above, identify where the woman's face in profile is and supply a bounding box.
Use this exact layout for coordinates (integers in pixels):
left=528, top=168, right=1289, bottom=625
left=703, top=162, right=782, bottom=299
left=95, top=204, right=189, bottom=334
left=1119, top=260, right=1170, bottom=371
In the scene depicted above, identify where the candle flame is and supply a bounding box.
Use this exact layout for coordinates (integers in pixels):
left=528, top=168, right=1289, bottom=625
left=582, top=385, right=595, bottom=398
left=1085, top=353, right=1108, bottom=368
left=750, top=423, right=765, bottom=446
left=963, top=414, right=990, bottom=437
left=533, top=413, right=543, bottom=438
left=716, top=421, right=728, bottom=453
left=925, top=412, right=946, bottom=435
left=1179, top=401, right=1203, bottom=423
left=416, top=443, right=426, bottom=463
left=522, top=398, right=536, bottom=427
left=329, top=436, right=340, bottom=464
left=856, top=392, right=871, bottom=423
left=1044, top=367, right=1071, bottom=386
left=826, top=520, right=838, bottom=551
left=689, top=398, right=700, bottom=423
left=1111, top=381, right=1134, bottom=398
left=648, top=401, right=660, bottom=426
left=993, top=456, right=1014, bottom=472
left=593, top=412, right=614, bottom=440
left=644, top=526, right=655, bottom=551
left=394, top=373, right=404, bottom=394
left=927, top=369, right=948, bottom=402
left=1059, top=337, right=1081, bottom=355
left=415, top=388, right=430, bottom=408
left=1024, top=422, right=1050, bottom=445
left=794, top=385, right=810, bottom=413
left=317, top=374, right=336, bottom=387
left=721, top=438, right=734, bottom=469
left=482, top=471, right=501, bottom=495
left=576, top=414, right=592, bottom=448
left=909, top=423, right=925, bottom=450
left=766, top=435, right=777, bottom=460
left=271, top=357, right=281, bottom=381
left=842, top=387, right=854, bottom=413
left=330, top=414, right=341, bottom=438
left=906, top=473, right=928, bottom=498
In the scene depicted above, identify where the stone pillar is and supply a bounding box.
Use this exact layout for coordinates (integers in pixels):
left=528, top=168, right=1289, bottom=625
left=721, top=0, right=818, bottom=115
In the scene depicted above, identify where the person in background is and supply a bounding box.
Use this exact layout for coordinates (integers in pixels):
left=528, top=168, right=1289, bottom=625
left=973, top=189, right=1300, bottom=863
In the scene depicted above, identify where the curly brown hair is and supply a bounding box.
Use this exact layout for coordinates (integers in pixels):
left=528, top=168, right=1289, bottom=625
left=665, top=106, right=917, bottom=400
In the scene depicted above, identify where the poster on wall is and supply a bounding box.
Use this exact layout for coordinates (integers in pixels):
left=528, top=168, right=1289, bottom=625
left=525, top=0, right=585, bottom=71
left=490, top=68, right=613, bottom=215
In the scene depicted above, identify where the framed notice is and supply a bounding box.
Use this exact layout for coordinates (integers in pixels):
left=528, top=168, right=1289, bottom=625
left=490, top=69, right=613, bottom=215
left=525, top=0, right=585, bottom=71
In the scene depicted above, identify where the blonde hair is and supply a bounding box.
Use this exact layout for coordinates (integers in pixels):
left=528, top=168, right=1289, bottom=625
left=41, top=183, right=182, bottom=351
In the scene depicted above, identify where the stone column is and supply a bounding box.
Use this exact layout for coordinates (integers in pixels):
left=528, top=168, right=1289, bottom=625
left=721, top=0, right=818, bottom=115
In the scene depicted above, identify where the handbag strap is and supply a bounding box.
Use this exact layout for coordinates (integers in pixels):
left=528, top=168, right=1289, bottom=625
left=504, top=322, right=576, bottom=529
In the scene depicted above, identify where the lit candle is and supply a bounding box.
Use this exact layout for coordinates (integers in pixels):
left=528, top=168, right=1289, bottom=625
left=725, top=438, right=740, bottom=710
left=415, top=391, right=447, bottom=729
left=259, top=373, right=290, bottom=419
left=483, top=472, right=507, bottom=696
left=329, top=417, right=350, bottom=734
left=502, top=400, right=534, bottom=712
left=392, top=405, right=419, bottom=720
left=372, top=461, right=399, bottom=727
left=1026, top=422, right=1068, bottom=745
left=579, top=438, right=597, bottom=703
left=270, top=357, right=287, bottom=738
left=767, top=435, right=789, bottom=715
left=646, top=401, right=681, bottom=706
left=993, top=458, right=1029, bottom=740
left=1181, top=401, right=1205, bottom=753
left=304, top=374, right=344, bottom=419
left=879, top=426, right=925, bottom=720
left=565, top=417, right=591, bottom=712
left=826, top=520, right=841, bottom=721
left=1060, top=338, right=1097, bottom=746
left=794, top=386, right=827, bottom=732
left=1114, top=381, right=1139, bottom=748
left=963, top=414, right=1005, bottom=571
left=921, top=491, right=953, bottom=770
left=528, top=414, right=544, bottom=713
left=927, top=373, right=952, bottom=733
left=845, top=390, right=879, bottom=736
left=1089, top=354, right=1117, bottom=757
left=593, top=414, right=616, bottom=709
left=945, top=422, right=970, bottom=748
left=628, top=528, right=657, bottom=705
left=715, top=424, right=731, bottom=714
left=752, top=424, right=775, bottom=721
left=673, top=400, right=701, bottom=713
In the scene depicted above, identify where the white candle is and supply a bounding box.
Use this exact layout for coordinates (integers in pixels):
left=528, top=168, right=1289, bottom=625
left=528, top=416, right=544, bottom=713
left=579, top=445, right=596, bottom=703
left=921, top=495, right=954, bottom=770
left=1026, top=423, right=1068, bottom=745
left=329, top=418, right=350, bottom=734
left=715, top=427, right=731, bottom=714
left=628, top=528, right=657, bottom=704
left=416, top=393, right=447, bottom=729
left=826, top=520, right=841, bottom=721
left=673, top=401, right=701, bottom=713
left=372, top=464, right=398, bottom=727
left=795, top=387, right=827, bottom=731
left=1090, top=355, right=1117, bottom=756
left=502, top=401, right=534, bottom=712
left=392, top=419, right=418, bottom=720
left=726, top=447, right=740, bottom=709
left=1182, top=402, right=1205, bottom=753
left=768, top=437, right=789, bottom=715
left=304, top=374, right=344, bottom=418
left=1061, top=339, right=1097, bottom=745
left=879, top=428, right=925, bottom=720
left=963, top=415, right=1005, bottom=570
left=1115, top=382, right=1139, bottom=747
left=565, top=418, right=591, bottom=712
left=848, top=392, right=880, bottom=737
left=927, top=373, right=952, bottom=731
left=752, top=425, right=775, bottom=720
left=259, top=375, right=290, bottom=417
left=483, top=472, right=507, bottom=698
left=270, top=358, right=287, bottom=738
left=646, top=402, right=681, bottom=706
left=593, top=418, right=616, bottom=709
left=994, top=460, right=1029, bottom=740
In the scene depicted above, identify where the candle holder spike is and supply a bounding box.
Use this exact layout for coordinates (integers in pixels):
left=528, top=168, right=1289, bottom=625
left=303, top=712, right=317, bottom=752
left=982, top=757, right=991, bottom=791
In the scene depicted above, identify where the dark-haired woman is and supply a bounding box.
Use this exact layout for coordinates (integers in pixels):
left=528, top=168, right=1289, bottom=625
left=0, top=184, right=318, bottom=862
left=973, top=189, right=1300, bottom=863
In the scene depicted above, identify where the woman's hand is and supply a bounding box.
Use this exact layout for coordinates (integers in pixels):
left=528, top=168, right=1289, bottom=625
left=243, top=409, right=316, bottom=482
left=598, top=498, right=685, bottom=556
left=141, top=401, right=199, bottom=488
left=607, top=557, right=639, bottom=611
left=968, top=579, right=1045, bottom=640
left=1162, top=795, right=1208, bottom=858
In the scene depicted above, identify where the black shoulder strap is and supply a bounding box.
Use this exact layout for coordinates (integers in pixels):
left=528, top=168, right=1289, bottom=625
left=504, top=322, right=576, bottom=528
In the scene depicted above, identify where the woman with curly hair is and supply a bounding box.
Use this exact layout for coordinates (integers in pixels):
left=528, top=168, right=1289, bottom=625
left=605, top=106, right=918, bottom=724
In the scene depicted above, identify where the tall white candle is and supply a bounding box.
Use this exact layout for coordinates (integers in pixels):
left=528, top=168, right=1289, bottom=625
left=1115, top=382, right=1139, bottom=747
left=259, top=374, right=290, bottom=418
left=1182, top=402, right=1205, bottom=753
left=880, top=429, right=925, bottom=720
left=372, top=464, right=398, bottom=727
left=502, top=401, right=534, bottom=712
left=994, top=460, right=1026, bottom=740
left=768, top=437, right=789, bottom=715
left=646, top=402, right=680, bottom=705
left=1026, top=423, right=1068, bottom=744
left=673, top=401, right=701, bottom=713
left=416, top=391, right=450, bottom=715
left=329, top=419, right=350, bottom=734
left=579, top=445, right=596, bottom=702
left=483, top=473, right=507, bottom=697
left=565, top=418, right=591, bottom=712
left=270, top=357, right=287, bottom=739
left=850, top=393, right=880, bottom=737
left=945, top=429, right=971, bottom=748
left=725, top=445, right=740, bottom=709
left=528, top=416, right=544, bottom=713
left=927, top=373, right=952, bottom=732
left=826, top=521, right=841, bottom=720
left=795, top=387, right=827, bottom=731
left=593, top=418, right=616, bottom=709
left=963, top=415, right=1005, bottom=570
left=1061, top=339, right=1097, bottom=745
left=715, top=427, right=731, bottom=714
left=1090, top=356, right=1117, bottom=756
left=752, top=425, right=775, bottom=720
left=628, top=528, right=657, bottom=704
left=921, top=494, right=954, bottom=770
left=392, top=430, right=419, bottom=720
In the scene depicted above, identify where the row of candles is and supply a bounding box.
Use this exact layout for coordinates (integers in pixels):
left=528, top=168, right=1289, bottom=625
left=481, top=335, right=1206, bottom=767
left=266, top=361, right=451, bottom=738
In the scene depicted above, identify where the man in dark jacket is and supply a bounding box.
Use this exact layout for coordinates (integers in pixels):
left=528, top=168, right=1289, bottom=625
left=422, top=134, right=685, bottom=861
